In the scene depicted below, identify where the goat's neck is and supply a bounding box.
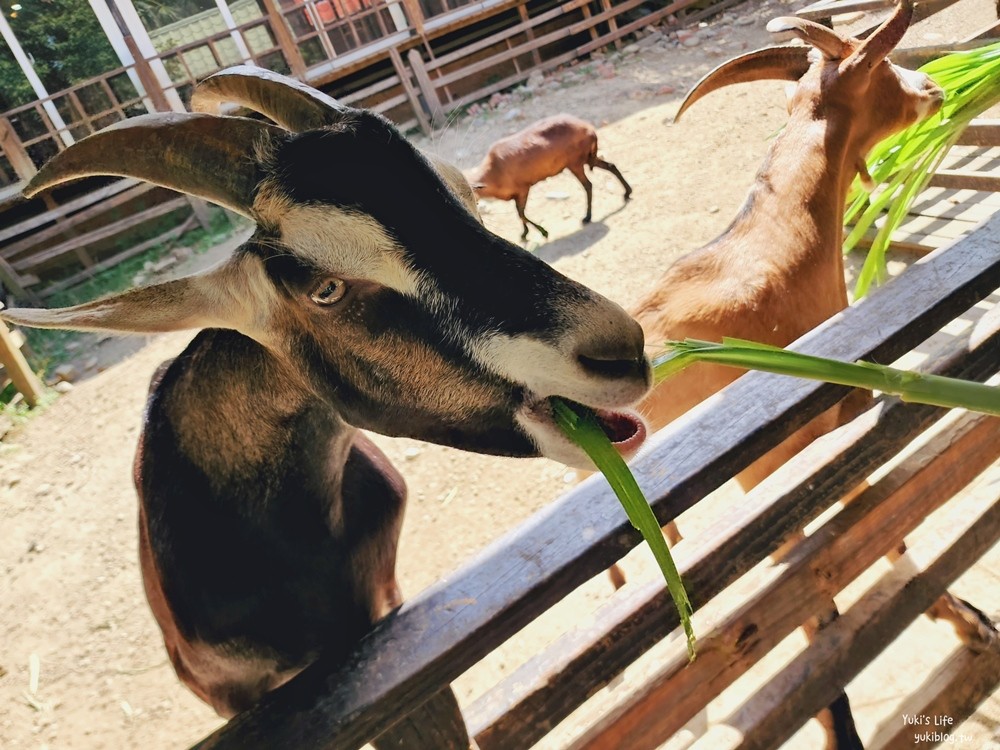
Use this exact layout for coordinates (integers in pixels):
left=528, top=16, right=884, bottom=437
left=728, top=109, right=866, bottom=293
left=160, top=330, right=359, bottom=521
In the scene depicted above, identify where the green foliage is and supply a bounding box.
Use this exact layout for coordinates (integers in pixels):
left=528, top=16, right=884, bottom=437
left=0, top=0, right=119, bottom=109
left=844, top=42, right=1000, bottom=298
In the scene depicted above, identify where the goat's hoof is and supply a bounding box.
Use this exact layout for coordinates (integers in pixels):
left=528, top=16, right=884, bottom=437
left=538, top=228, right=549, bottom=239
left=582, top=216, right=592, bottom=225
left=624, top=191, right=633, bottom=202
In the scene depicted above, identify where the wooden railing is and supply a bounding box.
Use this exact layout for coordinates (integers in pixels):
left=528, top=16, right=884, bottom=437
left=184, top=213, right=1000, bottom=749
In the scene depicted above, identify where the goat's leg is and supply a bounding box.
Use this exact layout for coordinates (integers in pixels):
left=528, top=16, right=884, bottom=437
left=568, top=165, right=594, bottom=224
left=886, top=543, right=1000, bottom=645
left=514, top=192, right=548, bottom=240
left=592, top=156, right=633, bottom=201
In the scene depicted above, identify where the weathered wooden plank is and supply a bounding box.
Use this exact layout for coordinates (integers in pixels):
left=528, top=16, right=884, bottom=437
left=468, top=302, right=1000, bottom=750
left=189, top=214, right=1000, bottom=750
left=686, top=459, right=1000, bottom=750
left=407, top=49, right=446, bottom=127
left=0, top=315, right=43, bottom=407
left=0, top=178, right=140, bottom=246
left=38, top=216, right=196, bottom=300
left=956, top=119, right=1000, bottom=148
left=869, top=644, right=1000, bottom=750
left=930, top=169, right=1000, bottom=193
left=389, top=47, right=431, bottom=136
left=13, top=197, right=188, bottom=271
left=566, top=407, right=1000, bottom=750
left=371, top=685, right=471, bottom=749
left=1, top=183, right=156, bottom=261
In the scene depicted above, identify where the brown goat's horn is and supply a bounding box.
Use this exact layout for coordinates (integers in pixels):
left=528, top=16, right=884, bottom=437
left=766, top=16, right=850, bottom=60
left=23, top=112, right=282, bottom=219
left=192, top=65, right=349, bottom=132
left=675, top=46, right=811, bottom=121
left=844, top=0, right=913, bottom=71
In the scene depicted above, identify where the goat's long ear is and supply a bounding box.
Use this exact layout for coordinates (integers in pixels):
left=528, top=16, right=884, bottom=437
left=765, top=17, right=850, bottom=60
left=0, top=256, right=272, bottom=336
left=23, top=113, right=284, bottom=219
left=427, top=155, right=482, bottom=219
left=675, top=46, right=811, bottom=121
left=192, top=65, right=349, bottom=131
left=843, top=0, right=913, bottom=72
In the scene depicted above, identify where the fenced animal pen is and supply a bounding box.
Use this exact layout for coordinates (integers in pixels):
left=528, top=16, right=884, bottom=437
left=2, top=0, right=1000, bottom=747
left=0, top=0, right=739, bottom=303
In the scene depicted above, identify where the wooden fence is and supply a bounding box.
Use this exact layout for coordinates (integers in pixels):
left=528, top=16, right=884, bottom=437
left=0, top=0, right=739, bottom=301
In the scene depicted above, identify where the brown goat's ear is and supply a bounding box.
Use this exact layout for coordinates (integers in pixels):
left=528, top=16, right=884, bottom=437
left=426, top=155, right=482, bottom=219
left=0, top=255, right=274, bottom=337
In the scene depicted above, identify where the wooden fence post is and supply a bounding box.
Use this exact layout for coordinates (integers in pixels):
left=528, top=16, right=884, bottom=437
left=371, top=685, right=472, bottom=749
left=260, top=0, right=308, bottom=78
left=407, top=48, right=446, bottom=129
left=390, top=47, right=432, bottom=136
left=0, top=116, right=37, bottom=180
left=0, top=315, right=44, bottom=408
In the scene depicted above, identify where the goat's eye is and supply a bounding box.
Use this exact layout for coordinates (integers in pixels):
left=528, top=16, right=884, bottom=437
left=309, top=278, right=347, bottom=306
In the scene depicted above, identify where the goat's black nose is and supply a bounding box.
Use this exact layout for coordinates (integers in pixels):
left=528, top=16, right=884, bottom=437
left=576, top=319, right=650, bottom=383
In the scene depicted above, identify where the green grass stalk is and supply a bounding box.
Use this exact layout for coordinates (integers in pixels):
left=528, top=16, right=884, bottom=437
left=654, top=339, right=1000, bottom=415
left=551, top=397, right=697, bottom=659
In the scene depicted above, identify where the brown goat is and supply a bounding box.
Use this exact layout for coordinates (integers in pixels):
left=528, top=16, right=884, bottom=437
left=616, top=4, right=950, bottom=747
left=467, top=114, right=632, bottom=240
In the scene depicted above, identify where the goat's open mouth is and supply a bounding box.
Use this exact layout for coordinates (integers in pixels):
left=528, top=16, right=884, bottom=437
left=522, top=395, right=647, bottom=460
left=589, top=406, right=647, bottom=455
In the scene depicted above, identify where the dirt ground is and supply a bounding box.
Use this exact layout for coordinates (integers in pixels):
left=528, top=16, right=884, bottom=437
left=2, top=0, right=999, bottom=748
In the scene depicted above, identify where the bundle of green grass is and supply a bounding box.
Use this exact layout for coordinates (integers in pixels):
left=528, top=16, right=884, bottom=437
left=845, top=40, right=1000, bottom=296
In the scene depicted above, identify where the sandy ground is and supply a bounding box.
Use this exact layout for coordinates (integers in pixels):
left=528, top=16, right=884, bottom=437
left=2, top=0, right=999, bottom=748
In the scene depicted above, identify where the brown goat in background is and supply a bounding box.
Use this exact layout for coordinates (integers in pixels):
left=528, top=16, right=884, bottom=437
left=467, top=114, right=632, bottom=240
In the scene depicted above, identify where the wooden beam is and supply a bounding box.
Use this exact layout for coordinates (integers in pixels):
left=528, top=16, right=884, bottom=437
left=187, top=215, right=1000, bottom=750
left=869, top=644, right=1000, bottom=749
left=686, top=460, right=1000, bottom=750
left=38, top=216, right=195, bottom=300
left=407, top=48, right=446, bottom=128
left=389, top=47, right=432, bottom=136
left=0, top=316, right=44, bottom=408
left=0, top=116, right=37, bottom=180
left=955, top=119, right=1000, bottom=148
left=13, top=197, right=188, bottom=272
left=260, top=0, right=308, bottom=78
left=929, top=169, right=1000, bottom=193
left=371, top=686, right=471, bottom=749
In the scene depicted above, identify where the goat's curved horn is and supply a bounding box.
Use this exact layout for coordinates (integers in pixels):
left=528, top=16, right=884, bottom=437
left=675, top=46, right=811, bottom=121
left=23, top=112, right=284, bottom=219
left=765, top=17, right=850, bottom=59
left=192, top=65, right=348, bottom=132
left=844, top=0, right=913, bottom=71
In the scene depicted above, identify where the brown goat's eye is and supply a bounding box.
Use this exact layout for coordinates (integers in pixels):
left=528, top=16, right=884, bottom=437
left=309, top=278, right=347, bottom=306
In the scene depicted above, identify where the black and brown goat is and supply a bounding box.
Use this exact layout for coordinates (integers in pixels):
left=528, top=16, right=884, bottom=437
left=1, top=67, right=651, bottom=719
left=466, top=114, right=633, bottom=240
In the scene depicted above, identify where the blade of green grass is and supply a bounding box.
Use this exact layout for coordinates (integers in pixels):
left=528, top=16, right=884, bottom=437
left=653, top=338, right=1000, bottom=415
left=551, top=397, right=696, bottom=659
